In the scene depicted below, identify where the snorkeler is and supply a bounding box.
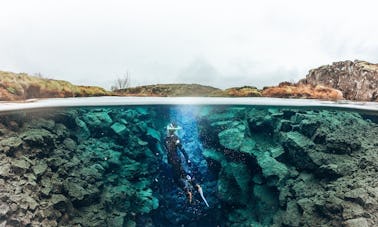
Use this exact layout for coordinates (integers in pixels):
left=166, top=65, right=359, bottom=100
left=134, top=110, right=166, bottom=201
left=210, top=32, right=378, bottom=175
left=164, top=122, right=209, bottom=207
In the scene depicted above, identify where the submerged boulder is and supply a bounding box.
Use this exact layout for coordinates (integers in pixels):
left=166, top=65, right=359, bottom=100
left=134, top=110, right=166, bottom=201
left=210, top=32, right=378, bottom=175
left=111, top=122, right=129, bottom=138
left=0, top=136, right=23, bottom=155
left=218, top=123, right=246, bottom=150
left=81, top=110, right=113, bottom=133
left=218, top=162, right=252, bottom=204
left=256, top=152, right=289, bottom=185
left=280, top=131, right=318, bottom=170
left=21, top=129, right=55, bottom=147
left=146, top=127, right=161, bottom=141
left=325, top=132, right=361, bottom=154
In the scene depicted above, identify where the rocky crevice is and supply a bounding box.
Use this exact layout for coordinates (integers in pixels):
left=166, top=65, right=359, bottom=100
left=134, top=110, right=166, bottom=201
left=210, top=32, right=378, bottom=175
left=0, top=106, right=377, bottom=226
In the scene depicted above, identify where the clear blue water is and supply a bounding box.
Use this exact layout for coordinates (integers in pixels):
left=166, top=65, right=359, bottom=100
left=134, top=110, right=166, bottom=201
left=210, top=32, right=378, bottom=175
left=0, top=98, right=377, bottom=226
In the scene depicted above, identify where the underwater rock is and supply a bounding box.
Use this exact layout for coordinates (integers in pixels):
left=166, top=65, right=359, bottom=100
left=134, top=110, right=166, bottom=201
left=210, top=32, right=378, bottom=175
left=218, top=123, right=246, bottom=150
left=125, top=220, right=136, bottom=227
left=74, top=117, right=91, bottom=140
left=342, top=202, right=365, bottom=220
left=208, top=107, right=246, bottom=122
left=344, top=188, right=375, bottom=208
left=325, top=132, right=361, bottom=154
left=21, top=128, right=55, bottom=147
left=280, top=131, right=318, bottom=170
left=103, top=185, right=132, bottom=211
left=298, top=119, right=320, bottom=138
left=0, top=136, right=23, bottom=155
left=0, top=203, right=10, bottom=217
left=12, top=159, right=31, bottom=170
left=0, top=163, right=11, bottom=178
left=202, top=148, right=227, bottom=165
left=239, top=138, right=257, bottom=155
left=136, top=188, right=159, bottom=214
left=23, top=195, right=39, bottom=210
left=107, top=150, right=122, bottom=168
left=278, top=119, right=293, bottom=132
left=82, top=110, right=113, bottom=128
left=256, top=152, right=288, bottom=184
left=218, top=162, right=252, bottom=204
left=53, top=123, right=70, bottom=139
left=28, top=118, right=56, bottom=131
left=63, top=138, right=77, bottom=151
left=247, top=109, right=274, bottom=134
left=253, top=184, right=279, bottom=224
left=107, top=215, right=125, bottom=227
left=281, top=200, right=301, bottom=226
left=63, top=179, right=100, bottom=206
left=343, top=217, right=369, bottom=227
left=32, top=162, right=48, bottom=176
left=146, top=127, right=161, bottom=141
left=111, top=122, right=130, bottom=138
left=50, top=194, right=68, bottom=206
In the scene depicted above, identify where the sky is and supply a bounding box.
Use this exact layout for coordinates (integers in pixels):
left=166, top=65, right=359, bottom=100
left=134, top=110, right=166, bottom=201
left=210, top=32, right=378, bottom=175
left=1, top=0, right=378, bottom=90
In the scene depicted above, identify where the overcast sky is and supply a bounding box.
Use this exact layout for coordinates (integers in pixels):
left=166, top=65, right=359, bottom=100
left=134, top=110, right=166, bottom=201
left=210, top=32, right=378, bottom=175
left=1, top=0, right=378, bottom=89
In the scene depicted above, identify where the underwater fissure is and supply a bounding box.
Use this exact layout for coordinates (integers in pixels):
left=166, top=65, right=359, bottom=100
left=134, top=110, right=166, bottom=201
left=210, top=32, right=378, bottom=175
left=0, top=105, right=377, bottom=226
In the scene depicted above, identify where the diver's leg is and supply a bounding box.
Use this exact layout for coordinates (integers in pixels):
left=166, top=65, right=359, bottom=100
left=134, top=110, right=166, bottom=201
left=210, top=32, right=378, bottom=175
left=179, top=178, right=193, bottom=203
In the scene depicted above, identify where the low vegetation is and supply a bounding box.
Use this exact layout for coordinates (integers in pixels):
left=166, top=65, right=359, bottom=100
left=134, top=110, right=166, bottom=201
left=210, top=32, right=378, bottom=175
left=116, top=83, right=223, bottom=97
left=3, top=59, right=376, bottom=101
left=0, top=71, right=109, bottom=101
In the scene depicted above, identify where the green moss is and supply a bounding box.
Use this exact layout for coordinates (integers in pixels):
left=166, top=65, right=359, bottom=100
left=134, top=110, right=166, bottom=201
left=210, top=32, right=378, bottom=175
left=6, top=87, right=16, bottom=94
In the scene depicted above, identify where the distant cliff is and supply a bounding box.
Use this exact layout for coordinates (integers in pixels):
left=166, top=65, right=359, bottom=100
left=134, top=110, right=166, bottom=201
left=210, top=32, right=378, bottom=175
left=0, top=71, right=110, bottom=101
left=299, top=60, right=378, bottom=101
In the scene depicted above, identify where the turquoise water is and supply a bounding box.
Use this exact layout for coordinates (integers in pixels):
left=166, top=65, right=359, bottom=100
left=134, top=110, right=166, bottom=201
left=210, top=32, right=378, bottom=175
left=0, top=99, right=377, bottom=226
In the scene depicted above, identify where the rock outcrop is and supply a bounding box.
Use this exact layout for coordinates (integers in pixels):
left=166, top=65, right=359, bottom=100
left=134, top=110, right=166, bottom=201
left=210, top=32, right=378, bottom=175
left=299, top=60, right=378, bottom=101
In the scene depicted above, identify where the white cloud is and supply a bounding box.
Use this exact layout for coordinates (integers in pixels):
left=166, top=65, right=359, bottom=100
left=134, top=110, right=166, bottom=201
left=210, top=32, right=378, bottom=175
left=1, top=0, right=378, bottom=89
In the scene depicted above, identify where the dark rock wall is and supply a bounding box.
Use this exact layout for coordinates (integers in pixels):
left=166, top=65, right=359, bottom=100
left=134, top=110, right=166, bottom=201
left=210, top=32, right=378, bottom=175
left=0, top=107, right=163, bottom=226
left=198, top=107, right=378, bottom=226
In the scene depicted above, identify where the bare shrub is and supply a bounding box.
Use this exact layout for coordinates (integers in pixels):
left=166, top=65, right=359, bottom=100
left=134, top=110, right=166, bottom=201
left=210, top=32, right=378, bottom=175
left=111, top=72, right=131, bottom=91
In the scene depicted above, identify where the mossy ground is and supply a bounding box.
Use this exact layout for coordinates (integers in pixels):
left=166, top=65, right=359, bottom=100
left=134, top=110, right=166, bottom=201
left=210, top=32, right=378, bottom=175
left=0, top=71, right=110, bottom=101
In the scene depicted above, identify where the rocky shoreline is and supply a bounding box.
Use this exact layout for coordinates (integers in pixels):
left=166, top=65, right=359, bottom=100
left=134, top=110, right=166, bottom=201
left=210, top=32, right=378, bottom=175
left=1, top=60, right=377, bottom=101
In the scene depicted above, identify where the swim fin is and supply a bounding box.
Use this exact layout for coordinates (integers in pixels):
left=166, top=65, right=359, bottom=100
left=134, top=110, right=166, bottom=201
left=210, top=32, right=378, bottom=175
left=197, top=185, right=209, bottom=207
